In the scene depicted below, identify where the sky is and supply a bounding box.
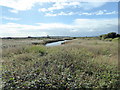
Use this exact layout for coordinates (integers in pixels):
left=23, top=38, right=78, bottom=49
left=0, top=0, right=119, bottom=37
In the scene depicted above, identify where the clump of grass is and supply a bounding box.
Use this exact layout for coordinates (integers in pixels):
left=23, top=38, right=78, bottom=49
left=112, top=37, right=120, bottom=42
left=14, top=53, right=34, bottom=61
left=26, top=45, right=47, bottom=54
left=104, top=38, right=113, bottom=41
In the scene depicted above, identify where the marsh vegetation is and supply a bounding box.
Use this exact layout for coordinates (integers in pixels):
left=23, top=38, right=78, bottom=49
left=1, top=37, right=119, bottom=89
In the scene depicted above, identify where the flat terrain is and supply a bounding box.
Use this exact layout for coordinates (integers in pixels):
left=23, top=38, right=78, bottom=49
left=1, top=38, right=119, bottom=89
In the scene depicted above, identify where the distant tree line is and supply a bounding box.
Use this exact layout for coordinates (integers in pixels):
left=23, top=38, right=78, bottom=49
left=99, top=32, right=120, bottom=39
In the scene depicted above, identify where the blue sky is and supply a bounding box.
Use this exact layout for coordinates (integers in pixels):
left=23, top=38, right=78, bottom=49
left=0, top=0, right=119, bottom=37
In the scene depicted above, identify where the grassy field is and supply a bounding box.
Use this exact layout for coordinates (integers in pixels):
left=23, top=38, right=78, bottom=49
left=1, top=38, right=119, bottom=89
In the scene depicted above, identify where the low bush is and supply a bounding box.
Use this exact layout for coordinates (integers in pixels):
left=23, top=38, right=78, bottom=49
left=99, top=32, right=120, bottom=40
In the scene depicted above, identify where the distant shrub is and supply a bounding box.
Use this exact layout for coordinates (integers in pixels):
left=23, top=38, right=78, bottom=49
left=6, top=37, right=12, bottom=39
left=117, top=34, right=120, bottom=37
left=107, top=32, right=117, bottom=38
left=28, top=36, right=32, bottom=38
left=73, top=37, right=76, bottom=39
left=102, top=34, right=108, bottom=39
left=99, top=32, right=120, bottom=40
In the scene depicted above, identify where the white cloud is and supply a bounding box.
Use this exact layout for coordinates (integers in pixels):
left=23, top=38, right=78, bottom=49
left=0, top=23, right=49, bottom=37
left=95, top=10, right=118, bottom=15
left=1, top=16, right=20, bottom=21
left=39, top=8, right=48, bottom=12
left=0, top=18, right=118, bottom=37
left=9, top=9, right=19, bottom=13
left=95, top=10, right=104, bottom=15
left=45, top=12, right=75, bottom=16
left=45, top=13, right=57, bottom=16
left=39, top=2, right=106, bottom=12
left=79, top=12, right=93, bottom=15
left=0, top=0, right=119, bottom=13
left=0, top=0, right=36, bottom=11
left=105, top=11, right=118, bottom=15
left=45, top=10, right=118, bottom=16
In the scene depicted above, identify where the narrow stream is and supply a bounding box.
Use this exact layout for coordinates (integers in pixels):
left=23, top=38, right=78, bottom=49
left=45, top=40, right=67, bottom=47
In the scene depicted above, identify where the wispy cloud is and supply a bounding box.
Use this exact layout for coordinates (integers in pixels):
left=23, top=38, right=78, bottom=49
left=39, top=2, right=106, bottom=12
left=45, top=12, right=76, bottom=16
left=1, top=16, right=20, bottom=20
left=39, top=2, right=80, bottom=12
left=45, top=10, right=118, bottom=16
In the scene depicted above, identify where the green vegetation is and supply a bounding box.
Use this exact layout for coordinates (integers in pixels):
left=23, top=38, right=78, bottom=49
left=99, top=32, right=120, bottom=41
left=1, top=38, right=119, bottom=89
